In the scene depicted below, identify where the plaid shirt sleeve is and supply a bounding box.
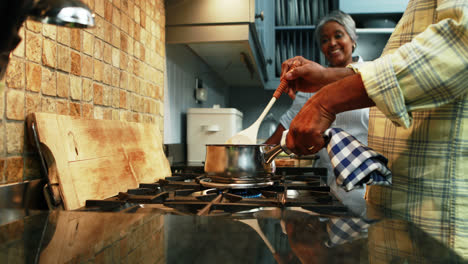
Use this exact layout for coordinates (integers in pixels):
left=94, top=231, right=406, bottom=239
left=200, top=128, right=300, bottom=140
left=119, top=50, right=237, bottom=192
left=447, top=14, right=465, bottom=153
left=356, top=0, right=468, bottom=128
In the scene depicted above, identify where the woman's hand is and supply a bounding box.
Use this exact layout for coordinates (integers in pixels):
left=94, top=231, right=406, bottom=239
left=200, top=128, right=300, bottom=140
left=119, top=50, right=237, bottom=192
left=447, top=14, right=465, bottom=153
left=280, top=56, right=328, bottom=98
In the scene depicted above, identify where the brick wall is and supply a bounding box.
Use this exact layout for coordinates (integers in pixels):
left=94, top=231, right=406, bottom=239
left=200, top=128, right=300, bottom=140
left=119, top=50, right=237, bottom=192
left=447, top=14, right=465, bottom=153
left=0, top=0, right=166, bottom=185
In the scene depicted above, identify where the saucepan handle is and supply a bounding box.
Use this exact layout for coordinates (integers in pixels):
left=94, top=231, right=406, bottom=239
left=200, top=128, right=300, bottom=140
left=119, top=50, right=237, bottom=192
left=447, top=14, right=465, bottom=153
left=264, top=129, right=330, bottom=164
left=280, top=129, right=292, bottom=154
left=264, top=130, right=291, bottom=164
left=264, top=144, right=284, bottom=164
left=281, top=129, right=330, bottom=151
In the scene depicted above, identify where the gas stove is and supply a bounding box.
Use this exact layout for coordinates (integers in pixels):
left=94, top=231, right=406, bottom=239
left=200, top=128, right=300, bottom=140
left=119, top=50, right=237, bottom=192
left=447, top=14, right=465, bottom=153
left=79, top=165, right=349, bottom=216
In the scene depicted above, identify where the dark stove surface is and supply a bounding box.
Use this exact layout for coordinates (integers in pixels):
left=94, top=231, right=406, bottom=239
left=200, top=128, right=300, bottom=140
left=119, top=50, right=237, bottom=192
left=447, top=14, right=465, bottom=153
left=0, top=205, right=462, bottom=263
left=81, top=166, right=349, bottom=217
left=0, top=168, right=463, bottom=263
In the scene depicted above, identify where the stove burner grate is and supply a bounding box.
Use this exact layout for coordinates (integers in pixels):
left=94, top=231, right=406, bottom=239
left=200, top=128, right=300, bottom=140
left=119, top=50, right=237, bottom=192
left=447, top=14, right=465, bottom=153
left=81, top=166, right=350, bottom=216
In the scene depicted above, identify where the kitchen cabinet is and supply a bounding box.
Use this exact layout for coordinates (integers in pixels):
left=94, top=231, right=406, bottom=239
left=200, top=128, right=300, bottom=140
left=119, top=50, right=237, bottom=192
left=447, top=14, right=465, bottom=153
left=341, top=0, right=408, bottom=60
left=166, top=0, right=274, bottom=88
left=166, top=0, right=340, bottom=90
left=352, top=15, right=399, bottom=61
left=263, top=0, right=338, bottom=90
left=167, top=0, right=405, bottom=90
left=263, top=0, right=408, bottom=89
left=340, top=0, right=408, bottom=35
left=339, top=0, right=408, bottom=14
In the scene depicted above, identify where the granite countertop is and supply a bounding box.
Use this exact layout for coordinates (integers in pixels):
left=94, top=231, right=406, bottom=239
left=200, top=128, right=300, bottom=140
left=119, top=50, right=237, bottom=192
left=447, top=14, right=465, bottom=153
left=0, top=207, right=464, bottom=263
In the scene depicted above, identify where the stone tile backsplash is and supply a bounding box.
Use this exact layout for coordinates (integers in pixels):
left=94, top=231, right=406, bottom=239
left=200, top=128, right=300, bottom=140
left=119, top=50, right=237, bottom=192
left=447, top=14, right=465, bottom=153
left=0, top=0, right=166, bottom=185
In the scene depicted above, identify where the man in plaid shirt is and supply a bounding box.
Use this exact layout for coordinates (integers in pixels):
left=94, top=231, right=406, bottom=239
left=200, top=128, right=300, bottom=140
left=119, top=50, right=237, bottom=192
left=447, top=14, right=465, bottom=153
left=280, top=0, right=468, bottom=259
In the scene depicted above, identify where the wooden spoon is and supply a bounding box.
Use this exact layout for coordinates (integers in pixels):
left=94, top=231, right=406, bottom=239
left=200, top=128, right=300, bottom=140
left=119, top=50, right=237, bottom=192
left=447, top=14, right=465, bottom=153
left=226, top=67, right=295, bottom=144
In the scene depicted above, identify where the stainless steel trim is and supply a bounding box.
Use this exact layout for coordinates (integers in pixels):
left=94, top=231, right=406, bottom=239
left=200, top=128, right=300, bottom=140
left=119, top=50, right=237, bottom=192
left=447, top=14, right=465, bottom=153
left=32, top=122, right=49, bottom=180
left=264, top=144, right=284, bottom=164
left=32, top=122, right=61, bottom=208
left=199, top=178, right=274, bottom=189
left=29, top=0, right=95, bottom=28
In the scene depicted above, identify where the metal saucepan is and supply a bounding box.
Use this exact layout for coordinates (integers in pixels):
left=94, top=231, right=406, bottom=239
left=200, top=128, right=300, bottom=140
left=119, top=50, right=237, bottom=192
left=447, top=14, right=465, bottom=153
left=204, top=143, right=286, bottom=183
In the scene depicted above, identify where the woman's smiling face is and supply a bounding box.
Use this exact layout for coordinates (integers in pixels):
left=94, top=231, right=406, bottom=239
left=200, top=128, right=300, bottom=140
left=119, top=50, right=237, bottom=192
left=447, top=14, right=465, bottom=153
left=320, top=21, right=355, bottom=67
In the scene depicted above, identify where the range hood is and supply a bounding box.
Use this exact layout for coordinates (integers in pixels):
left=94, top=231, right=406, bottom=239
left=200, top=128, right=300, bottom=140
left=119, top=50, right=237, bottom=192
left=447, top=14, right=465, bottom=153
left=166, top=0, right=269, bottom=87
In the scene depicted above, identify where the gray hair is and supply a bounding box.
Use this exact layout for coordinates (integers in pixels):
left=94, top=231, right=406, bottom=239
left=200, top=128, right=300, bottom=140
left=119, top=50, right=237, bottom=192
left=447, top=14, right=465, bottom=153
left=315, top=10, right=357, bottom=46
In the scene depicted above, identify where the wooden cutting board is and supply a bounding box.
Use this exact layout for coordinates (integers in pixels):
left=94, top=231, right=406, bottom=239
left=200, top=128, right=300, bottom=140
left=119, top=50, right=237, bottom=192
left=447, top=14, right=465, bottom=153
left=27, top=112, right=172, bottom=210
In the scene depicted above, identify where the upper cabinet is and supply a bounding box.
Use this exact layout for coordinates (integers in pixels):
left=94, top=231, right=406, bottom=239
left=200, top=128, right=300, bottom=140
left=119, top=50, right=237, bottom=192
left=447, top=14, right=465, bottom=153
left=166, top=0, right=407, bottom=90
left=340, top=0, right=408, bottom=61
left=340, top=0, right=408, bottom=34
left=166, top=0, right=274, bottom=88
left=339, top=0, right=408, bottom=14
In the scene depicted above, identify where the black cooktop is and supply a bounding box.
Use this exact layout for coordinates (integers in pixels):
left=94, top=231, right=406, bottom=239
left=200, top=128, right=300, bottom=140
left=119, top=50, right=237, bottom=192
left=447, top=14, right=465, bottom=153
left=81, top=166, right=349, bottom=216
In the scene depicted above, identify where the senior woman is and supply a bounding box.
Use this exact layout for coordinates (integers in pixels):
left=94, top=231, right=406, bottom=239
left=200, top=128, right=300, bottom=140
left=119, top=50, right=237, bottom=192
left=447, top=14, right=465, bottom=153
left=266, top=10, right=369, bottom=216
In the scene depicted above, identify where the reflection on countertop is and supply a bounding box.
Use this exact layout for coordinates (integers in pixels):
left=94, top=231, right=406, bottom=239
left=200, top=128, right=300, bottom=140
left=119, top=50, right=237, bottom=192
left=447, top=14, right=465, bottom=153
left=0, top=209, right=164, bottom=263
left=0, top=208, right=465, bottom=264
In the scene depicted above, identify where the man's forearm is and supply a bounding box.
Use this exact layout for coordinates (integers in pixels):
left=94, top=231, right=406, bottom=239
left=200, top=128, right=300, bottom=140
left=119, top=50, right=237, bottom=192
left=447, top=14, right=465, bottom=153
left=323, top=67, right=356, bottom=85
left=284, top=63, right=358, bottom=93
left=317, top=73, right=375, bottom=115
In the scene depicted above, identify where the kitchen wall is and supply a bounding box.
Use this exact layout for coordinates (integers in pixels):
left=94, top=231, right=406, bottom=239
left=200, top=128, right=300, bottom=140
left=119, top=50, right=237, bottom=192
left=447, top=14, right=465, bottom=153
left=164, top=44, right=229, bottom=144
left=0, top=0, right=166, bottom=186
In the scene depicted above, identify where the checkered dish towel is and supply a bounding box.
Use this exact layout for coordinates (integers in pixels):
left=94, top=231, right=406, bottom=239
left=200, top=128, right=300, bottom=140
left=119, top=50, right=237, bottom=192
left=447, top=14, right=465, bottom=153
left=325, top=128, right=392, bottom=191
left=325, top=217, right=372, bottom=247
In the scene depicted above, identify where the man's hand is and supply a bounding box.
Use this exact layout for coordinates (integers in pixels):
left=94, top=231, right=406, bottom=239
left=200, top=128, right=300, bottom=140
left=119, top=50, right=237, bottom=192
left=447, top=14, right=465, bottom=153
left=280, top=56, right=356, bottom=100
left=286, top=95, right=335, bottom=155
left=285, top=74, right=375, bottom=155
left=280, top=56, right=327, bottom=99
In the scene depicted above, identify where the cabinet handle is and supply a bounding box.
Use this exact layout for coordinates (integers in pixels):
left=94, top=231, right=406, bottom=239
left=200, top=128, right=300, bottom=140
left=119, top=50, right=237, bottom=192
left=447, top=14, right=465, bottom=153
left=255, top=11, right=264, bottom=21
left=203, top=125, right=221, bottom=132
